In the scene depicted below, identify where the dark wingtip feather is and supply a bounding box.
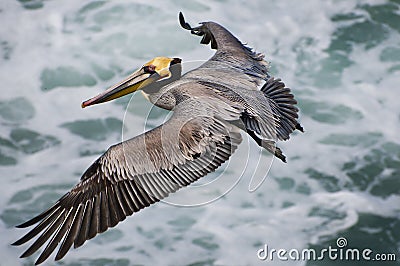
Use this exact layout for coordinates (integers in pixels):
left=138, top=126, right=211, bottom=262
left=179, top=12, right=192, bottom=30
left=15, top=223, right=28, bottom=229
left=35, top=256, right=46, bottom=265
left=274, top=146, right=287, bottom=163
left=20, top=247, right=37, bottom=259
left=261, top=77, right=301, bottom=140
left=15, top=196, right=65, bottom=229
left=11, top=237, right=28, bottom=246
left=35, top=210, right=73, bottom=265
left=296, top=123, right=304, bottom=132
left=15, top=213, right=46, bottom=228
left=11, top=241, right=19, bottom=246
left=55, top=205, right=84, bottom=261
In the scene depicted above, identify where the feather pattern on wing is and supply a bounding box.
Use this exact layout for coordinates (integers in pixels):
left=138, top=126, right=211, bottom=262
left=12, top=100, right=242, bottom=264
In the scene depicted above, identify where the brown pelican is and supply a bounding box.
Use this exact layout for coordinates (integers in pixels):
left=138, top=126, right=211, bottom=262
left=12, top=12, right=303, bottom=264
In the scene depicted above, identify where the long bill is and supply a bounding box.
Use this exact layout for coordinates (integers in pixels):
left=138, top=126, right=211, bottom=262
left=81, top=68, right=156, bottom=108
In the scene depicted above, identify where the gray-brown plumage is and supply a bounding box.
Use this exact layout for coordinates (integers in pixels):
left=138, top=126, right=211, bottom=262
left=12, top=12, right=303, bottom=264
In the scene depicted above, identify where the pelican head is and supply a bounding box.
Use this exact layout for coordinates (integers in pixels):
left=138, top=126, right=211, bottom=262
left=82, top=57, right=182, bottom=108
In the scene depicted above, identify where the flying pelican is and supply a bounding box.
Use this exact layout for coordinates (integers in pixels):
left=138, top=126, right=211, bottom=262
left=13, top=12, right=303, bottom=264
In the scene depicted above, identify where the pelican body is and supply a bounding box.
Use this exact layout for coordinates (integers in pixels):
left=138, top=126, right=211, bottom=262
left=13, top=13, right=303, bottom=264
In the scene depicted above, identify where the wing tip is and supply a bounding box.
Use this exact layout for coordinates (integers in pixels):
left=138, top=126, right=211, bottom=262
left=35, top=255, right=47, bottom=265
left=274, top=146, right=287, bottom=163
left=20, top=248, right=35, bottom=259
left=11, top=239, right=24, bottom=246
left=296, top=123, right=304, bottom=133
left=15, top=221, right=32, bottom=229
left=179, top=12, right=192, bottom=30
left=55, top=252, right=65, bottom=262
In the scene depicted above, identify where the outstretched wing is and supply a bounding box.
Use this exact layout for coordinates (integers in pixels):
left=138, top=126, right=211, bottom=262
left=179, top=12, right=270, bottom=84
left=12, top=100, right=242, bottom=265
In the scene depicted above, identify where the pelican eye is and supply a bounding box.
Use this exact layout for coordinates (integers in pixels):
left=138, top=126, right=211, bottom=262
left=143, top=65, right=156, bottom=74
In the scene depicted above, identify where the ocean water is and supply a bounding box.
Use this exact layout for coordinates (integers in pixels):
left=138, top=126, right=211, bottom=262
left=1, top=0, right=400, bottom=265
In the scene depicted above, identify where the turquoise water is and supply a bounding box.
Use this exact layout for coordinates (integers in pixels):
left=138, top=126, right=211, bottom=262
left=1, top=0, right=400, bottom=265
